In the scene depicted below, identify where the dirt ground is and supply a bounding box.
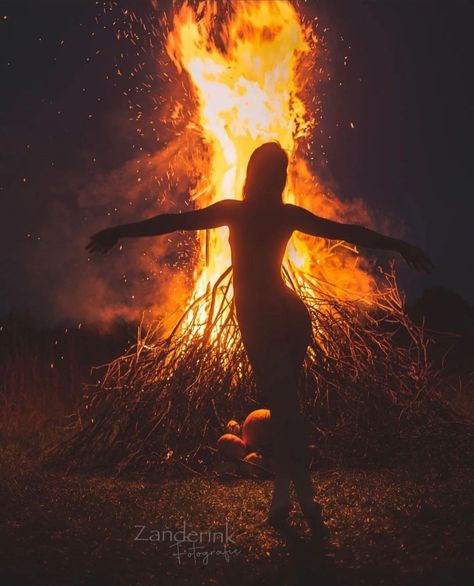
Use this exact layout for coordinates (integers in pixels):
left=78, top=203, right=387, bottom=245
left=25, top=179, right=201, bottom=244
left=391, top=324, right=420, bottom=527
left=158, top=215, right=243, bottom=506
left=1, top=432, right=473, bottom=586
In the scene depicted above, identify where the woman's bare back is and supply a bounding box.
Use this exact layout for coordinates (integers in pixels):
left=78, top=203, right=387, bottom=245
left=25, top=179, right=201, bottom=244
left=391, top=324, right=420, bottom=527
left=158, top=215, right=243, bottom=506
left=223, top=201, right=313, bottom=369
left=227, top=201, right=294, bottom=304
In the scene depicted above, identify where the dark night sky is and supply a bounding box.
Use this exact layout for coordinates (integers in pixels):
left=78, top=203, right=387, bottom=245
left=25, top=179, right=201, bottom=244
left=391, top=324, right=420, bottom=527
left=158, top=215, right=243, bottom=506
left=1, top=0, right=473, bottom=325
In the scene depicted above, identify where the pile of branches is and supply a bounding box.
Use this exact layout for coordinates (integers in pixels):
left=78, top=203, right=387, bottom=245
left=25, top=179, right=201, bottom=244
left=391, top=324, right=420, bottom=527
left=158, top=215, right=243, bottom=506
left=45, top=263, right=461, bottom=474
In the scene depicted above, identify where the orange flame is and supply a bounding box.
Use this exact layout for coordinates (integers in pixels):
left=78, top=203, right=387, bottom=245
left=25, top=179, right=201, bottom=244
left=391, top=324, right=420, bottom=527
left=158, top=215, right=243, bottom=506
left=166, top=1, right=375, bottom=335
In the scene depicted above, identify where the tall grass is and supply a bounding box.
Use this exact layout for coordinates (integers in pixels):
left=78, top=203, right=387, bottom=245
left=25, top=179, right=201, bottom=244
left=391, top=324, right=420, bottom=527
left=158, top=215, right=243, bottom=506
left=0, top=315, right=133, bottom=442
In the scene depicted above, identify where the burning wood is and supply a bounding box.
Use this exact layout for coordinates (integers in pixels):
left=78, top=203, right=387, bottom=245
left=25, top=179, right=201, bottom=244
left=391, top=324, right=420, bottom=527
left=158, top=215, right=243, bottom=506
left=45, top=264, right=455, bottom=473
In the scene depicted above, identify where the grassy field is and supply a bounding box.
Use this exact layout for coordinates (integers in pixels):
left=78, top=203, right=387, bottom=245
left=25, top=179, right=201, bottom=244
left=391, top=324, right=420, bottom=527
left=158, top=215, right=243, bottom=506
left=1, top=315, right=473, bottom=585
left=0, top=426, right=473, bottom=586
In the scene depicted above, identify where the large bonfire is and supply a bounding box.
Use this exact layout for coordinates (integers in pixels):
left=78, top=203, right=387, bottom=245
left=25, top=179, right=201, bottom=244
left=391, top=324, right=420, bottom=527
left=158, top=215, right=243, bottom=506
left=48, top=1, right=454, bottom=473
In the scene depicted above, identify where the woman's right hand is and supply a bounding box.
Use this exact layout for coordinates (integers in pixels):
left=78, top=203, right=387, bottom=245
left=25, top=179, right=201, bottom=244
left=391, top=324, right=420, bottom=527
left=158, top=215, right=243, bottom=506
left=86, top=227, right=121, bottom=254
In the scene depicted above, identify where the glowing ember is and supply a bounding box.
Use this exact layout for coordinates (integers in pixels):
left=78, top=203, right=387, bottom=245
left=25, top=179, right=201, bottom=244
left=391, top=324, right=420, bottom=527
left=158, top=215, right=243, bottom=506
left=165, top=1, right=375, bottom=336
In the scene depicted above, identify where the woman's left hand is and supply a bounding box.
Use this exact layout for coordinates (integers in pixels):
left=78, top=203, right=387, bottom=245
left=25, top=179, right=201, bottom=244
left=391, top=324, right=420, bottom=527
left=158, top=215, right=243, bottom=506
left=399, top=241, right=434, bottom=273
left=86, top=227, right=121, bottom=254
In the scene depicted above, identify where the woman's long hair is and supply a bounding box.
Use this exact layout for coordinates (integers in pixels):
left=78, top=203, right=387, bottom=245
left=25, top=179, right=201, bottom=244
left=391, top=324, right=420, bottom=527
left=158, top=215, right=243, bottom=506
left=242, top=141, right=289, bottom=204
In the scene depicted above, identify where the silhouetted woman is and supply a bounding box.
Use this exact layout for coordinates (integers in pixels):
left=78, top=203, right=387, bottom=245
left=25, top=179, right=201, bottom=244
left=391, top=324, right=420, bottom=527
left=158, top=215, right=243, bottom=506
left=87, top=142, right=432, bottom=537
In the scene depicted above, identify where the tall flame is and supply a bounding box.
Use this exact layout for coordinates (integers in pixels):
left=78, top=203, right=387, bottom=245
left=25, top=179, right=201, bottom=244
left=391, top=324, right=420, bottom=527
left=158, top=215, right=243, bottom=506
left=165, top=1, right=375, bottom=335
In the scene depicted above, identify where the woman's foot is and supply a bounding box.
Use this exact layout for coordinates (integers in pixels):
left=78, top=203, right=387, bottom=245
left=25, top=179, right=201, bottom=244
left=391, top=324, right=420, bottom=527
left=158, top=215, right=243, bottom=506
left=302, top=500, right=330, bottom=540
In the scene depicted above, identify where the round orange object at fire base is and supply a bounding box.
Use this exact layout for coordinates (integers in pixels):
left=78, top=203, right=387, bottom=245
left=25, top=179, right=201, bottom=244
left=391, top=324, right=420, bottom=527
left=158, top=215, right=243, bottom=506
left=217, top=433, right=247, bottom=461
left=242, top=409, right=273, bottom=452
left=225, top=419, right=241, bottom=436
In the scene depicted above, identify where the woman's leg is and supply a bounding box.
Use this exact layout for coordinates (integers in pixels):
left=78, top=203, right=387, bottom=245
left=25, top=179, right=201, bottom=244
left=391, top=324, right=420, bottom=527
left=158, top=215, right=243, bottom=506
left=245, top=340, right=292, bottom=517
left=250, top=335, right=315, bottom=518
left=286, top=318, right=316, bottom=516
left=265, top=351, right=327, bottom=534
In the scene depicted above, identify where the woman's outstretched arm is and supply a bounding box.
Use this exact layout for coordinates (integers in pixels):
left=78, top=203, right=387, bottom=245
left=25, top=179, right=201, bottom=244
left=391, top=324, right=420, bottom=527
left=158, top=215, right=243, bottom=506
left=287, top=204, right=433, bottom=273
left=86, top=199, right=236, bottom=254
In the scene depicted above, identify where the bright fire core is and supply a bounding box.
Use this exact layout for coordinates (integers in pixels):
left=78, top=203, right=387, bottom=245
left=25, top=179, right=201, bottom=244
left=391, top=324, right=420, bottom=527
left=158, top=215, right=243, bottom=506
left=165, top=1, right=374, bottom=333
